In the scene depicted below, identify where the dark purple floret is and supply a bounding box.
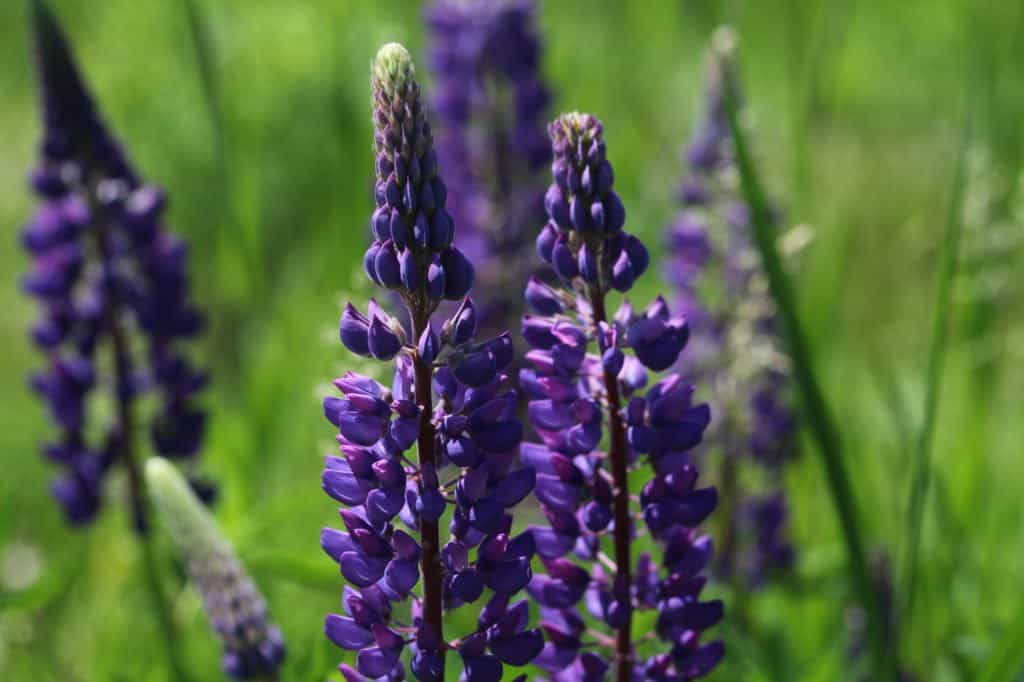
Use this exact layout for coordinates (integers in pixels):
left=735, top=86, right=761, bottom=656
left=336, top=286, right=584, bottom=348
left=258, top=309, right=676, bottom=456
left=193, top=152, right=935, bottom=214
left=524, top=112, right=723, bottom=681
left=665, top=28, right=797, bottom=587
left=426, top=0, right=552, bottom=338
left=23, top=0, right=209, bottom=528
left=322, top=44, right=538, bottom=680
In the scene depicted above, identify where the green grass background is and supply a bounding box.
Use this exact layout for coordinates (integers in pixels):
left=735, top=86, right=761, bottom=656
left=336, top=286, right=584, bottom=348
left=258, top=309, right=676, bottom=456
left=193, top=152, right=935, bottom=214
left=0, top=0, right=1022, bottom=679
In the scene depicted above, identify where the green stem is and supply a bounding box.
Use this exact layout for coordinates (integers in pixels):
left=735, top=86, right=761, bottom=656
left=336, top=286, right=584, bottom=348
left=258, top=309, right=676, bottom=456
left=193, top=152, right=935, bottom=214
left=137, top=528, right=189, bottom=680
left=721, top=72, right=898, bottom=682
left=92, top=194, right=190, bottom=681
left=900, top=116, right=969, bottom=631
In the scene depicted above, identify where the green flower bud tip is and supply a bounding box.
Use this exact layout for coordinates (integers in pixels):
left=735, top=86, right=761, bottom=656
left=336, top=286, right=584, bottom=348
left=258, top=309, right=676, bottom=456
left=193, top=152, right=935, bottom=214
left=372, top=42, right=416, bottom=96
left=145, top=457, right=227, bottom=559
left=146, top=458, right=286, bottom=678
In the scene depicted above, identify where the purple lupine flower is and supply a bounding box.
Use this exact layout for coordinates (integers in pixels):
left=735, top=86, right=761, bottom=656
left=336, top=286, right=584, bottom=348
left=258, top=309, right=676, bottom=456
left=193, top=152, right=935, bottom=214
left=665, top=28, right=797, bottom=586
left=524, top=112, right=723, bottom=681
left=23, top=0, right=209, bottom=529
left=322, top=43, right=540, bottom=681
left=147, top=458, right=285, bottom=680
left=426, top=0, right=551, bottom=338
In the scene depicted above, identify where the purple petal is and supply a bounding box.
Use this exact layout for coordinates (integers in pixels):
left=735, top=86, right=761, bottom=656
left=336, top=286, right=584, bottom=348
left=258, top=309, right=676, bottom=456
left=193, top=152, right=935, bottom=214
left=485, top=557, right=532, bottom=594
left=340, top=551, right=388, bottom=588
left=325, top=614, right=373, bottom=650
left=531, top=528, right=576, bottom=560
left=321, top=527, right=354, bottom=562
left=338, top=410, right=388, bottom=447
left=492, top=468, right=536, bottom=507
left=463, top=654, right=503, bottom=682
left=356, top=646, right=399, bottom=678
left=385, top=558, right=419, bottom=595
left=322, top=468, right=371, bottom=506
left=534, top=474, right=580, bottom=513
left=450, top=569, right=485, bottom=604
left=490, top=629, right=544, bottom=666
left=677, top=641, right=725, bottom=677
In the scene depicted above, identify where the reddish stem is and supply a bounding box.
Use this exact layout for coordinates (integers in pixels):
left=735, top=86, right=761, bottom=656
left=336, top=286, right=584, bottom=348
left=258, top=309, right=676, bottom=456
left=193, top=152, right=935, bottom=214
left=588, top=283, right=633, bottom=681
left=411, top=309, right=446, bottom=676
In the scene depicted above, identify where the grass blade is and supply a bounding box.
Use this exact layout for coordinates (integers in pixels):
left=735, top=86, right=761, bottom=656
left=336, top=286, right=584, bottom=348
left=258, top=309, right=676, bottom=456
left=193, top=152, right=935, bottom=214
left=721, top=59, right=899, bottom=682
left=977, top=608, right=1024, bottom=682
left=901, top=113, right=971, bottom=630
left=182, top=0, right=224, bottom=164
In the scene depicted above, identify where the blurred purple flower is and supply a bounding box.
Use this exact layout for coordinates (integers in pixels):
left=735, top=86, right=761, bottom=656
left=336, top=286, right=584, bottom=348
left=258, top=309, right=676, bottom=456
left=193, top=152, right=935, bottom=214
left=665, top=28, right=798, bottom=586
left=23, top=0, right=209, bottom=529
left=426, top=0, right=551, bottom=339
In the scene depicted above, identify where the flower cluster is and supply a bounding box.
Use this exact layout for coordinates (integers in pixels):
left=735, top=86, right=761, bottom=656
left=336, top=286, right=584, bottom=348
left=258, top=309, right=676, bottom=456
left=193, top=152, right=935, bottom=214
left=146, top=458, right=285, bottom=679
left=524, top=112, right=724, bottom=680
left=426, top=0, right=551, bottom=337
left=23, top=1, right=208, bottom=528
left=666, top=28, right=797, bottom=585
left=364, top=43, right=473, bottom=309
left=321, top=43, right=541, bottom=680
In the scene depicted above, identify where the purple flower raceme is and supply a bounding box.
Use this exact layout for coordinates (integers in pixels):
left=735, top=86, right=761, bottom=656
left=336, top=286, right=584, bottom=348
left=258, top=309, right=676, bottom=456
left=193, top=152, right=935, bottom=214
left=666, top=28, right=797, bottom=586
left=523, top=112, right=724, bottom=681
left=22, top=0, right=209, bottom=529
left=426, top=0, right=551, bottom=338
left=321, top=43, right=540, bottom=681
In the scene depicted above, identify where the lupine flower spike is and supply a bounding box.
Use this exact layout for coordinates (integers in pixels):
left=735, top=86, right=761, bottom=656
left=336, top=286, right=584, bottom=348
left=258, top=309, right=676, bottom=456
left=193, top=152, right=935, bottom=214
left=426, top=0, right=551, bottom=338
left=666, top=27, right=798, bottom=585
left=321, top=43, right=540, bottom=681
left=524, top=112, right=724, bottom=680
left=23, top=0, right=209, bottom=530
left=146, top=458, right=285, bottom=679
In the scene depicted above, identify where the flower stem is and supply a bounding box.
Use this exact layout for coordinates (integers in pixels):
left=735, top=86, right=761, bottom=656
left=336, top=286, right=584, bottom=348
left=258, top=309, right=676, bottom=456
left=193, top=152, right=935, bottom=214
left=93, top=198, right=189, bottom=681
left=587, top=283, right=633, bottom=682
left=902, top=112, right=969, bottom=630
left=412, top=309, right=447, bottom=676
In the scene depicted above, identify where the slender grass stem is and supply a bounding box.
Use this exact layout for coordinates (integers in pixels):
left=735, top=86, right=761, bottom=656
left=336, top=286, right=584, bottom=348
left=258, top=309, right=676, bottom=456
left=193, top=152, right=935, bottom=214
left=135, top=527, right=189, bottom=681
left=901, top=110, right=971, bottom=633
left=721, top=72, right=898, bottom=682
left=976, top=604, right=1024, bottom=682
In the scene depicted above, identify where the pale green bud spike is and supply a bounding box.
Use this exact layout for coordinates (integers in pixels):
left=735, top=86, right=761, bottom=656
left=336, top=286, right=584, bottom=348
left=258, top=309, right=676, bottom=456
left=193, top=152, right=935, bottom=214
left=706, top=25, right=739, bottom=109
left=711, top=25, right=738, bottom=62
left=372, top=42, right=416, bottom=97
left=146, top=457, right=286, bottom=676
left=555, top=111, right=602, bottom=147
left=146, top=457, right=228, bottom=559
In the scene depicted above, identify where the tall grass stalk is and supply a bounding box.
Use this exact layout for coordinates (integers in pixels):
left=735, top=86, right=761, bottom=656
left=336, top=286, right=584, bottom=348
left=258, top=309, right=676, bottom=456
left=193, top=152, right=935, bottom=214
left=976, top=603, right=1024, bottom=682
left=901, top=114, right=970, bottom=632
left=721, top=65, right=898, bottom=682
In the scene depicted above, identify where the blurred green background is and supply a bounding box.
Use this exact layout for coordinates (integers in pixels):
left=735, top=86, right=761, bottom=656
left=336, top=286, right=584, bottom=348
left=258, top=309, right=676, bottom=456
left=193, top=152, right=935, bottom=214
left=1, top=0, right=1022, bottom=680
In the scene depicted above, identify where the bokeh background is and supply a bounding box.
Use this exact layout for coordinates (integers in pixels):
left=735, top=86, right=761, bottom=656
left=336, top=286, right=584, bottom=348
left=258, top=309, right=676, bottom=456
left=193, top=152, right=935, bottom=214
left=1, top=0, right=1022, bottom=680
